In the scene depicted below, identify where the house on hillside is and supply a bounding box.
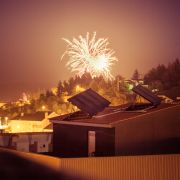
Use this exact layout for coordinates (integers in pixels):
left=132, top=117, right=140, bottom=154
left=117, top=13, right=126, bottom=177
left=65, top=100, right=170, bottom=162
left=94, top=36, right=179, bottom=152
left=158, top=95, right=174, bottom=104
left=0, top=111, right=57, bottom=152
left=0, top=117, right=8, bottom=133
left=158, top=86, right=180, bottom=101
left=50, top=87, right=180, bottom=158
left=7, top=111, right=57, bottom=133
left=0, top=102, right=7, bottom=108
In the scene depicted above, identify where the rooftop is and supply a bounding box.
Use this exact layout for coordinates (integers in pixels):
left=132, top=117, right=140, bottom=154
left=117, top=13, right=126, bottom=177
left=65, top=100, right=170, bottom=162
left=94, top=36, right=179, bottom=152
left=50, top=86, right=179, bottom=128
left=12, top=112, right=47, bottom=121
left=50, top=103, right=180, bottom=128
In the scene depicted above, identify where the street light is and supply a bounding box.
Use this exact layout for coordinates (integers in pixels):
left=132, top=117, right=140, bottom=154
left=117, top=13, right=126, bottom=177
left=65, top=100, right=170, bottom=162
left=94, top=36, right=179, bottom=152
left=42, top=105, right=46, bottom=111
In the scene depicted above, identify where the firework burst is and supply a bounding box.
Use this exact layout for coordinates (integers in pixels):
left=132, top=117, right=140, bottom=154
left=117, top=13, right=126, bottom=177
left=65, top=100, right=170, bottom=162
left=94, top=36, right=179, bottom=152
left=61, top=32, right=118, bottom=80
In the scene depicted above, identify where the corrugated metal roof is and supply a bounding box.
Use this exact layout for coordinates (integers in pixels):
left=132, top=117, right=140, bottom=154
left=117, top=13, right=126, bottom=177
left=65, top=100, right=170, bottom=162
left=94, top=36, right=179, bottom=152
left=50, top=103, right=180, bottom=126
left=13, top=112, right=46, bottom=121
left=68, top=88, right=110, bottom=116
left=132, top=85, right=161, bottom=106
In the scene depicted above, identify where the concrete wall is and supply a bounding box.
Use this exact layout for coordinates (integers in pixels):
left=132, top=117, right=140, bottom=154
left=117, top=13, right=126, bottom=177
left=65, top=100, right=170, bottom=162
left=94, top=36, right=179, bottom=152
left=0, top=132, right=52, bottom=153
left=53, top=124, right=115, bottom=157
left=0, top=134, right=10, bottom=147
left=115, top=105, right=180, bottom=155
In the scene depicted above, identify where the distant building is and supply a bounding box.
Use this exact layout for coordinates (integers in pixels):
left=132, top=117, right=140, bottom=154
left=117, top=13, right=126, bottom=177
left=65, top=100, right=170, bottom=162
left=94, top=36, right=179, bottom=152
left=0, top=132, right=52, bottom=153
left=158, top=86, right=180, bottom=101
left=0, top=111, right=56, bottom=153
left=0, top=102, right=7, bottom=108
left=117, top=78, right=148, bottom=92
left=0, top=116, right=9, bottom=133
left=50, top=88, right=180, bottom=158
left=7, top=112, right=57, bottom=133
left=158, top=95, right=174, bottom=104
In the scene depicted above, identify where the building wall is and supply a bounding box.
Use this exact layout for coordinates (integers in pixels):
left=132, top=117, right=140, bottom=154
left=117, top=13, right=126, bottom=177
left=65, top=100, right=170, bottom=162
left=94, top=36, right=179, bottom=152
left=8, top=120, right=42, bottom=133
left=0, top=132, right=52, bottom=153
left=8, top=118, right=52, bottom=133
left=0, top=134, right=10, bottom=147
left=53, top=124, right=115, bottom=157
left=115, top=105, right=180, bottom=155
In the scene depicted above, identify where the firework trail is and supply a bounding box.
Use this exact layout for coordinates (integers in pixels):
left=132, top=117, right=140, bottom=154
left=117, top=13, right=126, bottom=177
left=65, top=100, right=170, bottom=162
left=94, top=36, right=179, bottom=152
left=61, top=32, right=118, bottom=80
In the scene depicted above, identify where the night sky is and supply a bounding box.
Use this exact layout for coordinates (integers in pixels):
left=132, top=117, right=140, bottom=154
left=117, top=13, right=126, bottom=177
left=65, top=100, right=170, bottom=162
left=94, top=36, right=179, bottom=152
left=0, top=0, right=180, bottom=101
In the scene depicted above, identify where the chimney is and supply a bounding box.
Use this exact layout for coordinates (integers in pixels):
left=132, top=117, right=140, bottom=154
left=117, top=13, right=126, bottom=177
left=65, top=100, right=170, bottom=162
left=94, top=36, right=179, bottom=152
left=45, top=112, right=49, bottom=119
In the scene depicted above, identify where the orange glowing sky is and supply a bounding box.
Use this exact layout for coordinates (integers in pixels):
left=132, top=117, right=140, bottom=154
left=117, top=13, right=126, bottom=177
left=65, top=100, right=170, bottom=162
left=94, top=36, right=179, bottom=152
left=0, top=0, right=180, bottom=100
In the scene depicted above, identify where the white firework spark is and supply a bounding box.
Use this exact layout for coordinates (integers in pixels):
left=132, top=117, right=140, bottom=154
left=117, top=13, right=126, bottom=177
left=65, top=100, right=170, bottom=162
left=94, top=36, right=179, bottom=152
left=61, top=32, right=118, bottom=80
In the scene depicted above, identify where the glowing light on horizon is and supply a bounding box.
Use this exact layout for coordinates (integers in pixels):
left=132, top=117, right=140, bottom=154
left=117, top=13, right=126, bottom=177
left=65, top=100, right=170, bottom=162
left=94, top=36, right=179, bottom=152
left=75, top=85, right=85, bottom=93
left=61, top=32, right=118, bottom=80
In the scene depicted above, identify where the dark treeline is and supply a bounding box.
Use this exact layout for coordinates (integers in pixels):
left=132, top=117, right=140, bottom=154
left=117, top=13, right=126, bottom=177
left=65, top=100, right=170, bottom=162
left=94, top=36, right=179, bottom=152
left=144, top=59, right=180, bottom=91
left=25, top=73, right=126, bottom=115
left=57, top=73, right=112, bottom=96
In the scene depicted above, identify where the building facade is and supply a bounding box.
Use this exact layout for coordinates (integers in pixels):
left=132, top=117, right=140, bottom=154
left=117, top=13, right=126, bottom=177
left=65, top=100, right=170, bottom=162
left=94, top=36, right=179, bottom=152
left=51, top=104, right=180, bottom=158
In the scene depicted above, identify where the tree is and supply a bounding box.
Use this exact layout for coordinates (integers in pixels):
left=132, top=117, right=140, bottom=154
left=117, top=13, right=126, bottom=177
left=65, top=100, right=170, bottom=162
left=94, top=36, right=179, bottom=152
left=46, top=90, right=54, bottom=98
left=132, top=69, right=140, bottom=80
left=144, top=59, right=180, bottom=90
left=57, top=81, right=64, bottom=96
left=168, top=58, right=180, bottom=87
left=63, top=80, right=70, bottom=94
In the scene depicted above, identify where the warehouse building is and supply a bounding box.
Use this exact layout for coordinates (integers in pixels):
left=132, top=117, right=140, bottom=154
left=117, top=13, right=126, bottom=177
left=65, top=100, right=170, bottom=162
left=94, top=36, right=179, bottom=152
left=50, top=87, right=180, bottom=158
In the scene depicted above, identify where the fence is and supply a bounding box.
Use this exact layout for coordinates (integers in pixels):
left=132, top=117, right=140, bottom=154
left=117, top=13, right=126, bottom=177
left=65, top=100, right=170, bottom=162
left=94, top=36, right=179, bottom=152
left=0, top=148, right=179, bottom=180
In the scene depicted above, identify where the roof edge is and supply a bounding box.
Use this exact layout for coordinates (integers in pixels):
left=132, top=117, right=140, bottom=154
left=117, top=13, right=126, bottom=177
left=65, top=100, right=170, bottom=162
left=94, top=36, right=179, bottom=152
left=111, top=103, right=180, bottom=127
left=51, top=120, right=112, bottom=128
